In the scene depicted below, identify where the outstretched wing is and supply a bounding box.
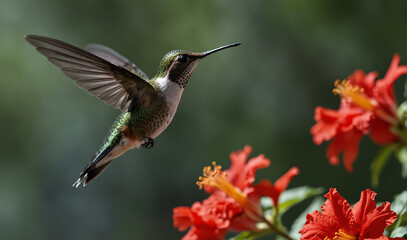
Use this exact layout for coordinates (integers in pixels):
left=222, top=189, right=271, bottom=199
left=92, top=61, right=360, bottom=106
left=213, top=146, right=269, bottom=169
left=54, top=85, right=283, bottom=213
left=25, top=35, right=157, bottom=112
left=85, top=43, right=150, bottom=81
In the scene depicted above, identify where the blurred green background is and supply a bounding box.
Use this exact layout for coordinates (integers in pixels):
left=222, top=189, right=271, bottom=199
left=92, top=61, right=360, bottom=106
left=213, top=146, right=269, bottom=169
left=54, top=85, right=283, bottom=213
left=1, top=0, right=407, bottom=239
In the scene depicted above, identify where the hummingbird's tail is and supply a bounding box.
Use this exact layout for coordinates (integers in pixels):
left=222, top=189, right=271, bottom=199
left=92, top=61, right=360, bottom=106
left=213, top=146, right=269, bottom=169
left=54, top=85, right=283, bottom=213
left=72, top=161, right=112, bottom=188
left=72, top=145, right=115, bottom=188
left=72, top=112, right=135, bottom=187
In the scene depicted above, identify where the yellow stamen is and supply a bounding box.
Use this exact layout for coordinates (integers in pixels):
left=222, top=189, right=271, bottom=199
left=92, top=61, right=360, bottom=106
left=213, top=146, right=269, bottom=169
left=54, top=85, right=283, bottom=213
left=333, top=79, right=399, bottom=125
left=333, top=79, right=375, bottom=111
left=333, top=229, right=357, bottom=240
left=322, top=229, right=356, bottom=240
left=197, top=162, right=247, bottom=205
left=197, top=162, right=263, bottom=221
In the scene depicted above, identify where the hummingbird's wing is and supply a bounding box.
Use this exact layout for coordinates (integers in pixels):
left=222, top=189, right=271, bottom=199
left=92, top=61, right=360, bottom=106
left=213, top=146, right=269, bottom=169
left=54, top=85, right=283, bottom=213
left=85, top=43, right=150, bottom=81
left=25, top=35, right=157, bottom=112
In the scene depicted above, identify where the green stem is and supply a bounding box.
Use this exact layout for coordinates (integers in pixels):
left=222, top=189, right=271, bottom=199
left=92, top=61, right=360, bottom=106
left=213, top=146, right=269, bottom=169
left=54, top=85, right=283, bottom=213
left=261, top=216, right=293, bottom=240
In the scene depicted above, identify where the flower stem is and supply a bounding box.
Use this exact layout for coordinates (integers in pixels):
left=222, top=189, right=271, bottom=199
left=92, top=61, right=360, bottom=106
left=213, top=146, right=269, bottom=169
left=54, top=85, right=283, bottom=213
left=261, top=216, right=294, bottom=240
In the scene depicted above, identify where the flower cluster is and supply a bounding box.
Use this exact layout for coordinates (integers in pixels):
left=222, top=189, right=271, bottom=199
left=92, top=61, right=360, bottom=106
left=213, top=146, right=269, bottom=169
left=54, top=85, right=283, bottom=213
left=172, top=55, right=407, bottom=240
left=311, top=54, right=407, bottom=172
left=173, top=146, right=299, bottom=240
left=300, top=188, right=401, bottom=240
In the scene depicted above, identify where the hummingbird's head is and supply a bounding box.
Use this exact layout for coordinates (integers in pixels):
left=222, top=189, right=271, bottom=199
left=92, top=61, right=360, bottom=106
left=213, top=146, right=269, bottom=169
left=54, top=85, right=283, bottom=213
left=156, top=43, right=241, bottom=88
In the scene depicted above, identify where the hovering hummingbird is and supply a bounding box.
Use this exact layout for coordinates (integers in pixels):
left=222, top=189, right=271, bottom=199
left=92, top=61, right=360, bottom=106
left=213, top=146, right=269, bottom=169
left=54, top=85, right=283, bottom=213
left=25, top=35, right=240, bottom=187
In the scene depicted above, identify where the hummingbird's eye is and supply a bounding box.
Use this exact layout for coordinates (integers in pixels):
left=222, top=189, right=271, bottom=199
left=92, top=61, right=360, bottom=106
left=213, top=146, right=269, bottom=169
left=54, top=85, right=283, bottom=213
left=177, top=54, right=188, bottom=63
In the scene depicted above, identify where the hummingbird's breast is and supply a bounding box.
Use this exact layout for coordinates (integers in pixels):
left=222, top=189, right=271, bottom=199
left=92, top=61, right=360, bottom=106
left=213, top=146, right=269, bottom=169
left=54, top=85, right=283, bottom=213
left=150, top=75, right=185, bottom=138
left=129, top=75, right=184, bottom=140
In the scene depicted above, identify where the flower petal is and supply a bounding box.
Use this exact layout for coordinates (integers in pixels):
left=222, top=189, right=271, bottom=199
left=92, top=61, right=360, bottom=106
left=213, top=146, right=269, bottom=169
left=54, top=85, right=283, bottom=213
left=300, top=189, right=402, bottom=240
left=226, top=145, right=270, bottom=190
left=352, top=189, right=377, bottom=229
left=226, top=145, right=252, bottom=190
left=299, top=210, right=339, bottom=240
left=321, top=188, right=357, bottom=233
left=181, top=225, right=226, bottom=240
left=374, top=54, right=407, bottom=117
left=252, top=167, right=299, bottom=207
left=348, top=70, right=378, bottom=96
left=253, top=180, right=279, bottom=206
left=326, top=128, right=364, bottom=172
left=173, top=206, right=194, bottom=231
left=311, top=106, right=339, bottom=145
left=181, top=227, right=199, bottom=240
left=229, top=214, right=259, bottom=232
left=239, top=154, right=271, bottom=188
left=377, top=54, right=407, bottom=101
left=359, top=202, right=397, bottom=239
left=274, top=166, right=300, bottom=193
left=369, top=118, right=400, bottom=145
left=173, top=192, right=243, bottom=240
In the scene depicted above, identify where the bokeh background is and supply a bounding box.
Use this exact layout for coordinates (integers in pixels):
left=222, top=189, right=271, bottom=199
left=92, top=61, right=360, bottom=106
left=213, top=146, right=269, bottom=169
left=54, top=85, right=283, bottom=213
left=1, top=0, right=407, bottom=239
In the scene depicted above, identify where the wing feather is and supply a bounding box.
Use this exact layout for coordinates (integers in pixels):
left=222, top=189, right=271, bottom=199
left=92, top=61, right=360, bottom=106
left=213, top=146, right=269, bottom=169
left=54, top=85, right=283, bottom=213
left=25, top=35, right=157, bottom=112
left=85, top=43, right=150, bottom=81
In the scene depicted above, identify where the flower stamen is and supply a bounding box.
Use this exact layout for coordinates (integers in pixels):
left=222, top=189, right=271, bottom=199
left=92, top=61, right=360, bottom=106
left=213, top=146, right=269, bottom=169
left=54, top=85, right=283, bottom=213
left=333, top=80, right=399, bottom=125
left=197, top=162, right=263, bottom=221
left=333, top=79, right=375, bottom=111
left=322, top=229, right=356, bottom=240
left=197, top=162, right=247, bottom=205
left=333, top=229, right=356, bottom=240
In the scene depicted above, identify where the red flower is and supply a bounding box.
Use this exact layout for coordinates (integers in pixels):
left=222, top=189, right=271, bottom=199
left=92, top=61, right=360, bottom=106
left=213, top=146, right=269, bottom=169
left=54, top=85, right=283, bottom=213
left=299, top=188, right=402, bottom=240
left=312, top=103, right=370, bottom=172
left=173, top=192, right=241, bottom=240
left=225, top=146, right=271, bottom=193
left=253, top=166, right=300, bottom=210
left=203, top=145, right=271, bottom=197
left=173, top=146, right=299, bottom=240
left=311, top=54, right=407, bottom=172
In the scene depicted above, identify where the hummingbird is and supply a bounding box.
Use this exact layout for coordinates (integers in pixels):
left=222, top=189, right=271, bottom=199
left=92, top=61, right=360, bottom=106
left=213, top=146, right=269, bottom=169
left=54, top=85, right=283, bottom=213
left=25, top=35, right=240, bottom=187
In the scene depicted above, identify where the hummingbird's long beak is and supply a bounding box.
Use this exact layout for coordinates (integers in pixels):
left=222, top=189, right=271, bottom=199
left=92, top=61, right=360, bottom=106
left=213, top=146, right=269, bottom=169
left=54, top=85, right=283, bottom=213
left=200, top=42, right=241, bottom=58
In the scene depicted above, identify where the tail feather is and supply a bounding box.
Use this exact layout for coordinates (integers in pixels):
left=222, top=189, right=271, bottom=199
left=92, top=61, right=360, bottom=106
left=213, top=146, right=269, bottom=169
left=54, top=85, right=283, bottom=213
left=72, top=145, right=115, bottom=188
left=72, top=161, right=112, bottom=187
left=72, top=112, right=131, bottom=188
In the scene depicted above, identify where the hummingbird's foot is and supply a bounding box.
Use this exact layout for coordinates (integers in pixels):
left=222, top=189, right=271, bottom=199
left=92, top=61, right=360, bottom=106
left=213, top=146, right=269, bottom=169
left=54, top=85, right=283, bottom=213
left=141, top=137, right=154, bottom=149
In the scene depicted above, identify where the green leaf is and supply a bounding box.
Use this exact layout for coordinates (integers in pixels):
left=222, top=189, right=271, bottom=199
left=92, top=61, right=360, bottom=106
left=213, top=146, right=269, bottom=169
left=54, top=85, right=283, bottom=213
left=277, top=186, right=324, bottom=215
left=289, top=197, right=325, bottom=240
left=391, top=226, right=407, bottom=238
left=371, top=145, right=395, bottom=187
left=391, top=191, right=407, bottom=229
left=396, top=146, right=407, bottom=178
left=392, top=191, right=407, bottom=215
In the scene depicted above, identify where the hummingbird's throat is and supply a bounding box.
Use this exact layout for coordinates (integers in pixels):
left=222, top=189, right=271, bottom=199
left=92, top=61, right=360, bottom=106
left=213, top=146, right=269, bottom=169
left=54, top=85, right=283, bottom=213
left=169, top=61, right=199, bottom=89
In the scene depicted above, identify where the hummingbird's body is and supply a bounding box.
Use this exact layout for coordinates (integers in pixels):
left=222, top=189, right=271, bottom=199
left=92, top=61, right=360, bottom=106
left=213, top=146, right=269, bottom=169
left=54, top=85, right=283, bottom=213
left=89, top=76, right=182, bottom=180
left=25, top=35, right=240, bottom=187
